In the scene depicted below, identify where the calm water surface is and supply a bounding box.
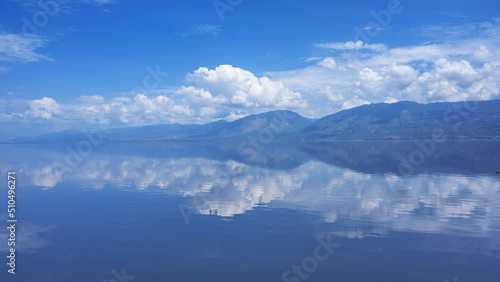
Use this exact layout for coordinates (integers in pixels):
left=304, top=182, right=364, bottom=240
left=0, top=141, right=499, bottom=282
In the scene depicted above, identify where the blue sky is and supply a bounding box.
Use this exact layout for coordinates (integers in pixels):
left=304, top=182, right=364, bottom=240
left=1, top=0, right=500, bottom=138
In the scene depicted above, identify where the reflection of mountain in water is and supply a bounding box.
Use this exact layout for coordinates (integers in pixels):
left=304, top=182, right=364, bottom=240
left=4, top=140, right=498, bottom=175
left=1, top=141, right=500, bottom=250
left=301, top=140, right=500, bottom=175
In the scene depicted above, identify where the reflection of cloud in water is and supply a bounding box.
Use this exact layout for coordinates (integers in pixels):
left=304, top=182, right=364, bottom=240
left=196, top=169, right=303, bottom=217
left=0, top=221, right=55, bottom=253
left=1, top=148, right=500, bottom=243
left=32, top=166, right=64, bottom=188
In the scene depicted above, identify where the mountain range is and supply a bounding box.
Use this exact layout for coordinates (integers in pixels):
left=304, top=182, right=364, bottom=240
left=4, top=99, right=500, bottom=143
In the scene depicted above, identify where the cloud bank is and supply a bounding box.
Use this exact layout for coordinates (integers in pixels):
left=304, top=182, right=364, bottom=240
left=2, top=17, right=500, bottom=134
left=1, top=65, right=306, bottom=128
left=267, top=18, right=500, bottom=116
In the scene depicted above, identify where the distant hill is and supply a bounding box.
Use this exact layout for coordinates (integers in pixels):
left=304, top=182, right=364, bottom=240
left=5, top=110, right=314, bottom=143
left=101, top=120, right=229, bottom=142
left=299, top=100, right=500, bottom=140
left=4, top=100, right=500, bottom=143
left=195, top=110, right=314, bottom=140
left=9, top=129, right=88, bottom=144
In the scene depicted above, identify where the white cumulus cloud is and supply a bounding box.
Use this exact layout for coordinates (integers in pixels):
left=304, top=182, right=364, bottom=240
left=318, top=57, right=337, bottom=70
left=25, top=97, right=61, bottom=119
left=186, top=64, right=305, bottom=109
left=266, top=18, right=500, bottom=114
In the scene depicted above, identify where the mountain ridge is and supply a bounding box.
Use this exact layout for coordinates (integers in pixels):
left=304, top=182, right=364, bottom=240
left=3, top=100, right=500, bottom=143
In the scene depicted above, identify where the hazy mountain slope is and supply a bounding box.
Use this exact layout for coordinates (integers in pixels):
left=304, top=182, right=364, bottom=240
left=9, top=130, right=88, bottom=144
left=101, top=120, right=229, bottom=142
left=4, top=110, right=314, bottom=143
left=4, top=100, right=500, bottom=143
left=299, top=100, right=500, bottom=140
left=194, top=110, right=315, bottom=140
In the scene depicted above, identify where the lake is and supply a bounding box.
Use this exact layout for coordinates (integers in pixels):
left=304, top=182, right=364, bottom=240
left=1, top=140, right=499, bottom=282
